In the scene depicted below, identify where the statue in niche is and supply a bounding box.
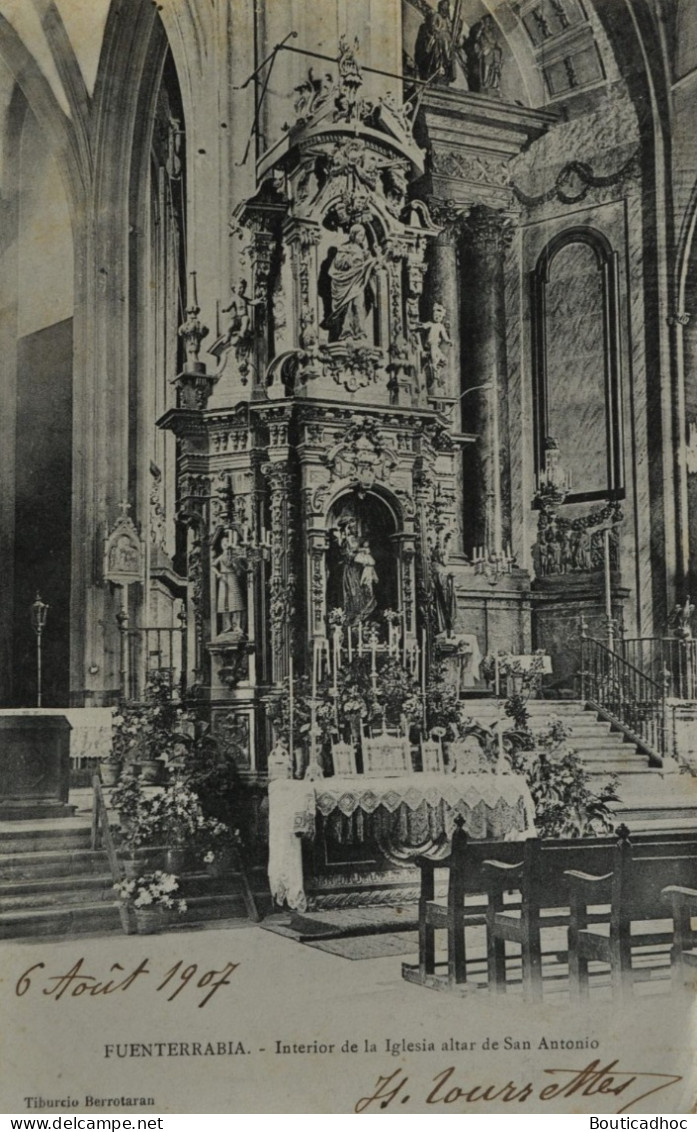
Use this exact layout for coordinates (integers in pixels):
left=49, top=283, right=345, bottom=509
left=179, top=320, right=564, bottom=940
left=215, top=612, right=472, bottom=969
left=322, top=224, right=378, bottom=344
left=431, top=544, right=457, bottom=637
left=331, top=510, right=378, bottom=624
left=470, top=15, right=503, bottom=94
left=420, top=302, right=452, bottom=389
left=414, top=0, right=461, bottom=84
left=212, top=532, right=247, bottom=638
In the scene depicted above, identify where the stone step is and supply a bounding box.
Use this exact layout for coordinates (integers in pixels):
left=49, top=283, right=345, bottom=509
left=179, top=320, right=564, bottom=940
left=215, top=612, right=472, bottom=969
left=0, top=827, right=92, bottom=854
left=579, top=753, right=649, bottom=769
left=0, top=900, right=123, bottom=940
left=568, top=734, right=632, bottom=750
left=0, top=849, right=111, bottom=879
left=0, top=876, right=115, bottom=912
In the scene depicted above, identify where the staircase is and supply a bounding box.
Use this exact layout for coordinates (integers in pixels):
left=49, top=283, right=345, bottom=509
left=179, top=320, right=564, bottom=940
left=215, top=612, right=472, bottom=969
left=0, top=790, right=269, bottom=941
left=468, top=700, right=697, bottom=834
left=0, top=814, right=121, bottom=939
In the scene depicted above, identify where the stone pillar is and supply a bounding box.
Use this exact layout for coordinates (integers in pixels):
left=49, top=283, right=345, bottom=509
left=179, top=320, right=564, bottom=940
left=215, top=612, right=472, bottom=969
left=427, top=207, right=465, bottom=417
left=426, top=200, right=469, bottom=555
left=461, top=205, right=514, bottom=555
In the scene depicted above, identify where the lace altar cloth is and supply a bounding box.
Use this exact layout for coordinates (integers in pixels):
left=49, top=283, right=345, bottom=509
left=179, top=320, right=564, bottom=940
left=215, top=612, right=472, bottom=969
left=268, top=773, right=537, bottom=912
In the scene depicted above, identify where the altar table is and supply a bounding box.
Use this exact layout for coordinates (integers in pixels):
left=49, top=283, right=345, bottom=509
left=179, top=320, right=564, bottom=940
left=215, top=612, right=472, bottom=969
left=268, top=773, right=536, bottom=912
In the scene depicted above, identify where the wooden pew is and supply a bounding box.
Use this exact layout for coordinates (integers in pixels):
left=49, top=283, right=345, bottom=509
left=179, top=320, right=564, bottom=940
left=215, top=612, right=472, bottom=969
left=483, top=835, right=617, bottom=1001
left=661, top=884, right=697, bottom=990
left=566, top=825, right=697, bottom=1001
left=401, top=816, right=522, bottom=990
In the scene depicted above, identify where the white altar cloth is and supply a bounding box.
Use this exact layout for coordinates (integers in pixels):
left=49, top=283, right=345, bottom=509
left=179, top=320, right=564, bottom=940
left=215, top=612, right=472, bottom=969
left=268, top=772, right=537, bottom=912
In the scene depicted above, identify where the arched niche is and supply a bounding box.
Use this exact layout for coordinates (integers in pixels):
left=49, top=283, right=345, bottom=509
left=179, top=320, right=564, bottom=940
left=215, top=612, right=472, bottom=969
left=326, top=491, right=399, bottom=624
left=531, top=226, right=623, bottom=502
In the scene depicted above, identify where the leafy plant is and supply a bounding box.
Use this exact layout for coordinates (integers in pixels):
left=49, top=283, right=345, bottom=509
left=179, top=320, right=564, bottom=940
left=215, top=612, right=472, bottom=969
left=114, top=871, right=187, bottom=913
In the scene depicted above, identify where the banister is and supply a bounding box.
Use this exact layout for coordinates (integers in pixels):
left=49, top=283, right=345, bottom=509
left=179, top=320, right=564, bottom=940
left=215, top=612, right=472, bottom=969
left=91, top=775, right=123, bottom=881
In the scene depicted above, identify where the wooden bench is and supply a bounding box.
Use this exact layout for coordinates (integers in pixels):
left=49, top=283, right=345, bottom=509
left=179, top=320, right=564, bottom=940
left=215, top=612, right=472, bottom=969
left=566, top=825, right=697, bottom=1000
left=402, top=816, right=524, bottom=990
left=484, top=835, right=618, bottom=1001
left=661, top=884, right=697, bottom=990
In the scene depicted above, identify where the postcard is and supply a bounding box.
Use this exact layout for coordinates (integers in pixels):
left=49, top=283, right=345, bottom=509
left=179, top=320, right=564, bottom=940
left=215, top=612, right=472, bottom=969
left=1, top=0, right=697, bottom=1117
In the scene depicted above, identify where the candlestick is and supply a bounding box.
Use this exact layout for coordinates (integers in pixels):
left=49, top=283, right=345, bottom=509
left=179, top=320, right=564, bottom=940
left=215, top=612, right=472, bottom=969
left=288, top=655, right=294, bottom=773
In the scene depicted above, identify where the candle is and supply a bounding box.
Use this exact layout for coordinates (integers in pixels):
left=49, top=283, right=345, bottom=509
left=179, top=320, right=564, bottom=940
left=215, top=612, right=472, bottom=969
left=311, top=640, right=318, bottom=700
left=288, top=654, right=294, bottom=774
left=494, top=654, right=500, bottom=698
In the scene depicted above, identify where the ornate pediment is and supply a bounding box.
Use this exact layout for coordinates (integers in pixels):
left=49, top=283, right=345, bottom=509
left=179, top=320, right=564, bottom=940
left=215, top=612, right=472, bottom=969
left=322, top=420, right=399, bottom=491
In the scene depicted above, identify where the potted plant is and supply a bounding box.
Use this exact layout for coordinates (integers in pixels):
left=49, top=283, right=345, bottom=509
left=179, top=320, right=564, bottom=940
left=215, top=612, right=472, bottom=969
left=110, top=770, right=165, bottom=875
left=114, top=870, right=187, bottom=935
left=107, top=671, right=198, bottom=786
left=200, top=821, right=239, bottom=877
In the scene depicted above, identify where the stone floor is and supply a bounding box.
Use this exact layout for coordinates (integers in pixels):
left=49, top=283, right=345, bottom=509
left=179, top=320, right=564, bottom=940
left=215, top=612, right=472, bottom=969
left=1, top=914, right=694, bottom=1114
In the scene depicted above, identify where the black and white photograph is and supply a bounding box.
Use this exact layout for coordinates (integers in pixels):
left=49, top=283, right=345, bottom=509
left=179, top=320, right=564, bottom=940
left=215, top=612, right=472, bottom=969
left=1, top=0, right=697, bottom=1116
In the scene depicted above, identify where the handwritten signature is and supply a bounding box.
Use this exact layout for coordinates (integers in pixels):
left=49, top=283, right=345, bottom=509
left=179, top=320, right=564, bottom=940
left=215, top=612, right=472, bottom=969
left=355, top=1062, right=683, bottom=1114
left=15, top=958, right=240, bottom=1009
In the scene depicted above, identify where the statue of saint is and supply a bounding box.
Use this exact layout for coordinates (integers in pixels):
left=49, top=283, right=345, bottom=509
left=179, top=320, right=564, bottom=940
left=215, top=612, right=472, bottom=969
left=324, top=225, right=377, bottom=343
left=332, top=518, right=378, bottom=624
left=415, top=0, right=458, bottom=84
left=471, top=15, right=503, bottom=93
left=212, top=534, right=247, bottom=636
left=420, top=302, right=452, bottom=389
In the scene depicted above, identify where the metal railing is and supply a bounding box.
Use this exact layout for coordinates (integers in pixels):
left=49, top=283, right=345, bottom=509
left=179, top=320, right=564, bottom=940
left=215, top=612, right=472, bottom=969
left=580, top=635, right=666, bottom=765
left=620, top=637, right=697, bottom=701
left=118, top=623, right=187, bottom=703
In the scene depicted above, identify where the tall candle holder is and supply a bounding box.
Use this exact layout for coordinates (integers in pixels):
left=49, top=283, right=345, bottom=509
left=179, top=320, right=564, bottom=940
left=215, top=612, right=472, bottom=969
left=30, top=592, right=49, bottom=707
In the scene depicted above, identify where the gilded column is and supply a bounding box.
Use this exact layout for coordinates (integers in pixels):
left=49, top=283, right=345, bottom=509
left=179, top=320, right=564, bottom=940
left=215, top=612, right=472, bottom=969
left=262, top=461, right=295, bottom=683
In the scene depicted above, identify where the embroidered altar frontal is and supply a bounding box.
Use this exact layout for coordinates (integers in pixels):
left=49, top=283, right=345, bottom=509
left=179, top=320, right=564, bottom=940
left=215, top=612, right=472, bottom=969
left=268, top=774, right=536, bottom=911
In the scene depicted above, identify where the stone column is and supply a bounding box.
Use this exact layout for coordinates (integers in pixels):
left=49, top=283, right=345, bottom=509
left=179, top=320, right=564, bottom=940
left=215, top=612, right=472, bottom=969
left=426, top=200, right=469, bottom=555
left=427, top=204, right=465, bottom=417
left=461, top=205, right=514, bottom=555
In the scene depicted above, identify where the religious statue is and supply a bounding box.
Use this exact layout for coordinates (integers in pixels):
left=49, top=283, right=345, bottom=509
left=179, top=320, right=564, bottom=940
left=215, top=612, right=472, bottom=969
left=669, top=596, right=695, bottom=640
left=336, top=35, right=364, bottom=120
left=414, top=0, right=460, bottom=84
left=323, top=224, right=378, bottom=343
left=212, top=533, right=247, bottom=637
left=420, top=302, right=452, bottom=389
left=470, top=15, right=503, bottom=94
left=332, top=516, right=378, bottom=624
left=431, top=545, right=457, bottom=636
left=209, top=280, right=260, bottom=378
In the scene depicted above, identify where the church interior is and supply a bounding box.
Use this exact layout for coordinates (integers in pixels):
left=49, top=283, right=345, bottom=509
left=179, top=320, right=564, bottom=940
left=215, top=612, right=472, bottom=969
left=2, top=0, right=697, bottom=969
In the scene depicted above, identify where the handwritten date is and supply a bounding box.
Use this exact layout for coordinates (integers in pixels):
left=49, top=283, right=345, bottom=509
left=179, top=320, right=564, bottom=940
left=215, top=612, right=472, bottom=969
left=15, top=958, right=239, bottom=1009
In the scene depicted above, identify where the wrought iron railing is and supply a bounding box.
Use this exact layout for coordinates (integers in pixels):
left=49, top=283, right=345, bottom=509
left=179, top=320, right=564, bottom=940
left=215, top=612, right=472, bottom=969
left=117, top=622, right=187, bottom=703
left=620, top=637, right=697, bottom=701
left=580, top=635, right=666, bottom=765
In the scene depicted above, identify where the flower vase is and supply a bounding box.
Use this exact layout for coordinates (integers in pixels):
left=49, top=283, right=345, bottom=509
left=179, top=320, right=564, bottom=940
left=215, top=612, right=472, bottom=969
left=121, top=856, right=141, bottom=879
left=138, top=759, right=162, bottom=785
left=133, top=907, right=164, bottom=935
left=205, top=848, right=234, bottom=878
left=99, top=762, right=119, bottom=787
left=118, top=905, right=136, bottom=935
left=165, top=846, right=187, bottom=873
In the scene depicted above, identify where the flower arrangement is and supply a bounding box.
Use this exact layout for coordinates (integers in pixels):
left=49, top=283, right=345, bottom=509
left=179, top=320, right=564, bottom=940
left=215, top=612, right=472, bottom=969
left=109, top=670, right=197, bottom=774
left=113, top=870, right=187, bottom=914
